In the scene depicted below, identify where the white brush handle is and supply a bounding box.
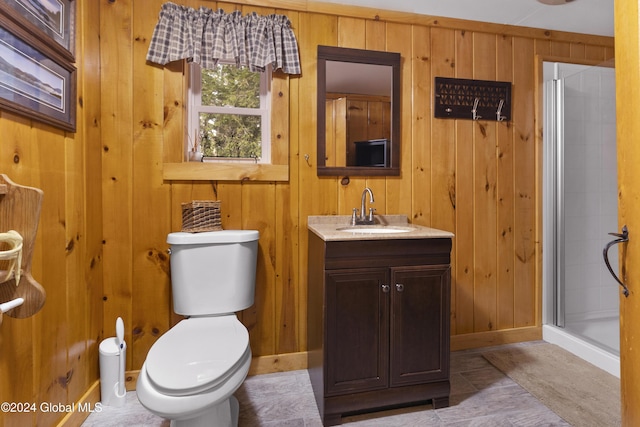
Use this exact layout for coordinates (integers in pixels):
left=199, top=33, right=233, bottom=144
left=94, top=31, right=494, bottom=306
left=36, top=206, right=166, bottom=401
left=115, top=317, right=126, bottom=397
left=117, top=341, right=126, bottom=397
left=116, top=317, right=124, bottom=346
left=0, top=297, right=23, bottom=313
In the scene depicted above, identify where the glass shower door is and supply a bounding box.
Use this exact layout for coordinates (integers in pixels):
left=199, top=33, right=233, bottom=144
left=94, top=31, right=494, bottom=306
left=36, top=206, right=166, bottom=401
left=552, top=62, right=619, bottom=355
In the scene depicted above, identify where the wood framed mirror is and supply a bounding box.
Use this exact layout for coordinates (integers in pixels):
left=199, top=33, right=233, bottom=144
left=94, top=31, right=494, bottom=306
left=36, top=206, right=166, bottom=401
left=317, top=46, right=401, bottom=176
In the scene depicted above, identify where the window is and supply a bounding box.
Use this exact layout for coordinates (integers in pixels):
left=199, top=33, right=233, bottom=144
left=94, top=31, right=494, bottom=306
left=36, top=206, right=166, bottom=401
left=188, top=61, right=271, bottom=163
left=164, top=60, right=288, bottom=182
left=150, top=4, right=297, bottom=181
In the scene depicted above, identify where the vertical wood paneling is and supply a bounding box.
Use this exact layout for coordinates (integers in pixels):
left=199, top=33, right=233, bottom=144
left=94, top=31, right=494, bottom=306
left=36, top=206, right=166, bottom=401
left=65, top=112, right=87, bottom=403
left=551, top=41, right=571, bottom=57
left=570, top=42, right=586, bottom=59
left=297, top=11, right=338, bottom=219
left=430, top=27, right=458, bottom=334
left=535, top=39, right=551, bottom=57
left=366, top=18, right=386, bottom=50
left=605, top=46, right=615, bottom=62
left=100, top=0, right=135, bottom=358
left=472, top=33, right=498, bottom=332
left=512, top=37, right=537, bottom=327
left=0, top=2, right=105, bottom=419
left=386, top=23, right=413, bottom=215
left=0, top=2, right=616, bottom=424
left=34, top=125, right=68, bottom=427
left=0, top=113, right=37, bottom=427
left=242, top=181, right=277, bottom=356
left=77, top=0, right=104, bottom=399
left=453, top=29, right=475, bottom=335
left=236, top=4, right=279, bottom=357
left=273, top=7, right=299, bottom=354
left=429, top=27, right=457, bottom=231
left=411, top=25, right=431, bottom=227
left=338, top=16, right=364, bottom=46
left=162, top=61, right=186, bottom=165
left=131, top=0, right=173, bottom=368
left=496, top=35, right=515, bottom=330
left=284, top=9, right=303, bottom=353
left=274, top=143, right=298, bottom=355
left=24, top=122, right=42, bottom=420
left=584, top=45, right=604, bottom=62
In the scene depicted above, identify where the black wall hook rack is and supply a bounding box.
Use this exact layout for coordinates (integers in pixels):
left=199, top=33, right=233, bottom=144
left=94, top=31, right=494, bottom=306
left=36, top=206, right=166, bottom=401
left=434, top=77, right=512, bottom=121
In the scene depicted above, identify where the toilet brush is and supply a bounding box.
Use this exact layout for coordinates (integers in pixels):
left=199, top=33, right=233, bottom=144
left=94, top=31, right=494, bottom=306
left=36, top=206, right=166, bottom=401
left=115, top=317, right=126, bottom=398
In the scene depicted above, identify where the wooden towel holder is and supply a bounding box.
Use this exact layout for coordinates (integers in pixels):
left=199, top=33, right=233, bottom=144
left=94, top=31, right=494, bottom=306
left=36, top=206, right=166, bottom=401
left=0, top=174, right=45, bottom=325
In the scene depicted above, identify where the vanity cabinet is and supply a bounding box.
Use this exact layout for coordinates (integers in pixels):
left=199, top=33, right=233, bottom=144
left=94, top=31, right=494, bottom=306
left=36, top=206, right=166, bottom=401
left=308, top=233, right=452, bottom=426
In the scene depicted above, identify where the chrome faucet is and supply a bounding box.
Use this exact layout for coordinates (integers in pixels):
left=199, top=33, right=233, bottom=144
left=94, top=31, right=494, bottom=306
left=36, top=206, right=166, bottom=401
left=352, top=187, right=376, bottom=225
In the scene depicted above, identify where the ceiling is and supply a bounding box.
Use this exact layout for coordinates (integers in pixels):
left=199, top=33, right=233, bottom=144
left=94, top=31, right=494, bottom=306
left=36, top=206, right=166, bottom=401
left=326, top=61, right=392, bottom=96
left=320, top=0, right=614, bottom=37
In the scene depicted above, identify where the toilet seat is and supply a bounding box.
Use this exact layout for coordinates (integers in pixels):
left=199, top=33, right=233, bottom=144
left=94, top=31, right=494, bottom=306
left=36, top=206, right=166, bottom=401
left=145, top=316, right=249, bottom=397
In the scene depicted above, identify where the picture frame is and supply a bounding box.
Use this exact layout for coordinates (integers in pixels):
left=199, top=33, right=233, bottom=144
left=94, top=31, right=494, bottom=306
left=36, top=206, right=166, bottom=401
left=0, top=0, right=75, bottom=62
left=0, top=14, right=76, bottom=132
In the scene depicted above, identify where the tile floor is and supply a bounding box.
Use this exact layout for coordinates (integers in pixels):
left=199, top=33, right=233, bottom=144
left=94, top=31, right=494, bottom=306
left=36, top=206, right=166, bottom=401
left=82, top=341, right=571, bottom=426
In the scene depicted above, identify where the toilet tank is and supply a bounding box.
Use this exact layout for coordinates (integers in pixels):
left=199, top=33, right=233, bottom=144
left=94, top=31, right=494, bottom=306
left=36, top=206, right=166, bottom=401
left=167, top=230, right=259, bottom=316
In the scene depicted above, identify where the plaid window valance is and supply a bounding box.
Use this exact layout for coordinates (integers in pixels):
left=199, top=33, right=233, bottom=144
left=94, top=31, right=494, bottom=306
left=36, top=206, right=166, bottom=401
left=146, top=2, right=301, bottom=74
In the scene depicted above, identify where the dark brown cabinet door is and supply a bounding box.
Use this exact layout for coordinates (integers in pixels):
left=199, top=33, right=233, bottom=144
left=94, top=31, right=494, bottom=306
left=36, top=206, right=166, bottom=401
left=308, top=234, right=453, bottom=424
left=325, top=268, right=390, bottom=396
left=389, top=265, right=451, bottom=387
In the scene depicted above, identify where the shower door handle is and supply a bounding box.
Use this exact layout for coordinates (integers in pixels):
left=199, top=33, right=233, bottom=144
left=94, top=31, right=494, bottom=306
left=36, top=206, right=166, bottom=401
left=603, top=225, right=629, bottom=297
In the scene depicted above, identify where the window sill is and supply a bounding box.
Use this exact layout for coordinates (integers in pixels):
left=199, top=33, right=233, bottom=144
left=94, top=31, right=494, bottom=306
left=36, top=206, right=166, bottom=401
left=163, top=162, right=288, bottom=181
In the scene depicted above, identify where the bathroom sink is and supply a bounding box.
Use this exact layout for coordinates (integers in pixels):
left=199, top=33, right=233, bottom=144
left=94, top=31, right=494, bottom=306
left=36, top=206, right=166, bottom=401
left=307, top=215, right=454, bottom=241
left=337, top=226, right=413, bottom=234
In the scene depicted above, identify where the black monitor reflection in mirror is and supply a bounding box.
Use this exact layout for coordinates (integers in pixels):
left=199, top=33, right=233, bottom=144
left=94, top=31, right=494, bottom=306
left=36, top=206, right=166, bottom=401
left=354, top=139, right=388, bottom=167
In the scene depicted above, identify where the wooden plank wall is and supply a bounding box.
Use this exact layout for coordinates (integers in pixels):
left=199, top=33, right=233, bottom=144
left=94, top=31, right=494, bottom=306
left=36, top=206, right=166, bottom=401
left=0, top=2, right=102, bottom=426
left=0, top=0, right=614, bottom=425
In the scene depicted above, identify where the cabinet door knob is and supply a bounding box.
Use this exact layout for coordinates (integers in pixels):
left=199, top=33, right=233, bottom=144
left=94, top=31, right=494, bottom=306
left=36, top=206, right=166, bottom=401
left=396, top=283, right=404, bottom=292
left=381, top=284, right=390, bottom=293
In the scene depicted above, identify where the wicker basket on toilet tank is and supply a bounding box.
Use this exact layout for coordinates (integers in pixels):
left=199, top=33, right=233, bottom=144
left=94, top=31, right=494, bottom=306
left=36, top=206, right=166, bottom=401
left=181, top=200, right=222, bottom=232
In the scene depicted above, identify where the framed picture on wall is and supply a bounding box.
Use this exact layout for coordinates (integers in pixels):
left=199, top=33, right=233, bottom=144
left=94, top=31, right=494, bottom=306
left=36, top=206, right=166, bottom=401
left=0, top=14, right=76, bottom=132
left=0, top=0, right=75, bottom=61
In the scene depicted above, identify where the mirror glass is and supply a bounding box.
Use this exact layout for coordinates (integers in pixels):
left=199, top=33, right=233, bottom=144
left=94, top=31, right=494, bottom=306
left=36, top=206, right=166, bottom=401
left=317, top=46, right=401, bottom=176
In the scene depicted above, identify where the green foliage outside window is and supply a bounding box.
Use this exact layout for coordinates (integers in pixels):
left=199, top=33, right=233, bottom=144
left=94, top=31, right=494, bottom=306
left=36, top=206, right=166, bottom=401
left=199, top=65, right=263, bottom=159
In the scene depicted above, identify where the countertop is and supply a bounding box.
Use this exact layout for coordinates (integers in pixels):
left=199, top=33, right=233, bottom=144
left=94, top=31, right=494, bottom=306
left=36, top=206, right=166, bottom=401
left=308, top=215, right=454, bottom=241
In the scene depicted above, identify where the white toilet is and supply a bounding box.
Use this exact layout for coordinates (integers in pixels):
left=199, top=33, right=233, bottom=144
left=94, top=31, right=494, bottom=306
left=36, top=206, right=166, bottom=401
left=136, top=230, right=259, bottom=427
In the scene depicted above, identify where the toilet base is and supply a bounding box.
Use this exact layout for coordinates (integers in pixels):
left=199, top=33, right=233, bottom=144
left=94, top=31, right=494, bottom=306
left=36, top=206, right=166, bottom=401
left=170, top=395, right=239, bottom=427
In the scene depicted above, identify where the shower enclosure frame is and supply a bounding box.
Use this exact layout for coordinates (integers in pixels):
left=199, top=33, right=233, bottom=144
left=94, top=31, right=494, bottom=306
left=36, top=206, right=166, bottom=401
left=539, top=57, right=620, bottom=378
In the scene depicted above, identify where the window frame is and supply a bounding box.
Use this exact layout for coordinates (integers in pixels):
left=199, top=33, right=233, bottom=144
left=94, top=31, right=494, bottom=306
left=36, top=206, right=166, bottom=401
left=188, top=62, right=272, bottom=164
left=162, top=63, right=289, bottom=182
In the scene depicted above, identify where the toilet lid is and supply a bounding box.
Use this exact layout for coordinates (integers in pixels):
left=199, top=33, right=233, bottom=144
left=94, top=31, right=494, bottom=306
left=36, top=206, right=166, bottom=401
left=145, top=316, right=249, bottom=395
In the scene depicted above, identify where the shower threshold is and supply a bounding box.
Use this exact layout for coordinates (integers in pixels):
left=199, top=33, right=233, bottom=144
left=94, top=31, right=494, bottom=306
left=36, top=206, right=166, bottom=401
left=543, top=324, right=620, bottom=378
